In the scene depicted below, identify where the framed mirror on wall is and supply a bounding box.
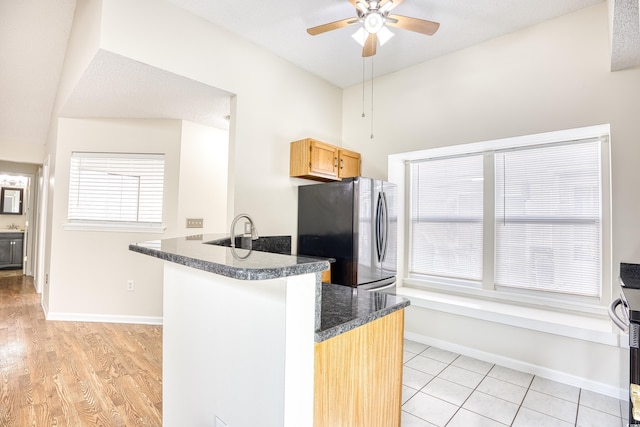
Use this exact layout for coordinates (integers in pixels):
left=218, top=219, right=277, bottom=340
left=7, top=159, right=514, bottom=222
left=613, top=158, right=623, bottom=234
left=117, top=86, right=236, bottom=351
left=0, top=187, right=23, bottom=215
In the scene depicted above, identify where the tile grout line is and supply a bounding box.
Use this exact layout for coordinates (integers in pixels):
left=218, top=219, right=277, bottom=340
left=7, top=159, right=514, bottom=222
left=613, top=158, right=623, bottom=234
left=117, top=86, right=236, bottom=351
left=403, top=341, right=626, bottom=427
left=443, top=352, right=493, bottom=426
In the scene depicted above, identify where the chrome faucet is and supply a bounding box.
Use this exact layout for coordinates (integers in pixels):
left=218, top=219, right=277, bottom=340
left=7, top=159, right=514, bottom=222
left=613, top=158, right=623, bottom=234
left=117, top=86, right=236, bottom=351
left=230, top=214, right=259, bottom=248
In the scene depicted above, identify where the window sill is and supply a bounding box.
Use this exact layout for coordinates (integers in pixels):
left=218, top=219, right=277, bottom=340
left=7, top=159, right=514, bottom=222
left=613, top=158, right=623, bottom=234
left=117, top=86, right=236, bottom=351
left=397, top=283, right=622, bottom=347
left=63, top=222, right=167, bottom=233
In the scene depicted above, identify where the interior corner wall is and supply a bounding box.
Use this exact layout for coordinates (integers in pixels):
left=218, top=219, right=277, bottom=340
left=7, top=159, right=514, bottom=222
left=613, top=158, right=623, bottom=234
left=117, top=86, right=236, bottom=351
left=47, top=118, right=182, bottom=319
left=41, top=0, right=103, bottom=311
left=177, top=121, right=229, bottom=235
left=99, top=0, right=343, bottom=237
left=342, top=2, right=639, bottom=392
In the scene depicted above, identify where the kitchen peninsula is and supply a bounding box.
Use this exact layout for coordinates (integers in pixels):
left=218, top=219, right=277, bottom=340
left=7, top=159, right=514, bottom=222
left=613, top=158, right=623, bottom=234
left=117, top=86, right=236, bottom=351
left=130, top=234, right=409, bottom=427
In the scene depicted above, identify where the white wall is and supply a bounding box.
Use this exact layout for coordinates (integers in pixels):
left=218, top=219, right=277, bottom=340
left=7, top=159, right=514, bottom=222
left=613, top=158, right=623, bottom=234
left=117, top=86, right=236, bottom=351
left=343, top=3, right=638, bottom=393
left=0, top=143, right=45, bottom=165
left=177, top=121, right=229, bottom=235
left=40, top=0, right=344, bottom=319
left=47, top=118, right=181, bottom=320
left=98, top=0, right=344, bottom=236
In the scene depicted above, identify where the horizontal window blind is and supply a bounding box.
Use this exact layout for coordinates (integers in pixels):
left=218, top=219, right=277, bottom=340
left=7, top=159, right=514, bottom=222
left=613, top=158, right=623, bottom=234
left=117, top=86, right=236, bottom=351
left=68, top=152, right=165, bottom=225
left=409, top=155, right=484, bottom=281
left=494, top=141, right=601, bottom=297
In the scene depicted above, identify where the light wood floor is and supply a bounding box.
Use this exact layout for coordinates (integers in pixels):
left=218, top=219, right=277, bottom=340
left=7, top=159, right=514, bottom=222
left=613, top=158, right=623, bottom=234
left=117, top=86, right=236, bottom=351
left=0, top=270, right=163, bottom=426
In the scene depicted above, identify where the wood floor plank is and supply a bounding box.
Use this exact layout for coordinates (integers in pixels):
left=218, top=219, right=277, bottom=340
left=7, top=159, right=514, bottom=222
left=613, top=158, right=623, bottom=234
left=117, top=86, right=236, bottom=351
left=0, top=271, right=162, bottom=426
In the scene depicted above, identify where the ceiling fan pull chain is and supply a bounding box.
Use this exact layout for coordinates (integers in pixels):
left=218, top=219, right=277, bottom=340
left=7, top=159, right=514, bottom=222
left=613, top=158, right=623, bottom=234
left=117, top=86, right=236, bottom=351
left=361, top=56, right=366, bottom=118
left=370, top=55, right=374, bottom=139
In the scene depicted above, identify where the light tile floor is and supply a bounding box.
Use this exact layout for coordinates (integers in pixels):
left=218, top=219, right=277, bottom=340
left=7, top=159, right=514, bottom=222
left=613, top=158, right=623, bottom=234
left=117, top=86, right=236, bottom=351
left=402, top=340, right=627, bottom=427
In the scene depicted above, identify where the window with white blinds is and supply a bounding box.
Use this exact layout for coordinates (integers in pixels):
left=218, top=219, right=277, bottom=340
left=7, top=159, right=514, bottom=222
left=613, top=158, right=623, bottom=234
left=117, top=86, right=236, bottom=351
left=408, top=137, right=603, bottom=300
left=495, top=141, right=601, bottom=297
left=409, top=155, right=484, bottom=282
left=68, top=152, right=165, bottom=229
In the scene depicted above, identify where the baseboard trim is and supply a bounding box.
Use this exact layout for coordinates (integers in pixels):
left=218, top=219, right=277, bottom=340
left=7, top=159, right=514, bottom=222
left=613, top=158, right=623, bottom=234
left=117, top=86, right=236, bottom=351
left=404, top=330, right=627, bottom=400
left=45, top=311, right=163, bottom=325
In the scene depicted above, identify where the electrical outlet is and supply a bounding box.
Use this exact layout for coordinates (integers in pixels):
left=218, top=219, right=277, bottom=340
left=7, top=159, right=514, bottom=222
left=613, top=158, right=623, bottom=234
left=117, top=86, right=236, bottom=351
left=127, top=279, right=135, bottom=291
left=186, top=218, right=204, bottom=228
left=45, top=273, right=49, bottom=285
left=186, top=234, right=203, bottom=240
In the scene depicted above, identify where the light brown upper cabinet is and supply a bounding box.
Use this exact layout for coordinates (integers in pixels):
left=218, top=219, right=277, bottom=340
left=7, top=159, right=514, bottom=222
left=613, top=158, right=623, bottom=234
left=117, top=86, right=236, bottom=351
left=337, top=147, right=360, bottom=179
left=290, top=138, right=361, bottom=182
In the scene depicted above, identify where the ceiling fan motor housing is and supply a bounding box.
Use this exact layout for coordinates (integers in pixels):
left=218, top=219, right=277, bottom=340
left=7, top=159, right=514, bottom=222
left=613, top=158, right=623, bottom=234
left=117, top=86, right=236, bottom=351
left=364, top=12, right=385, bottom=33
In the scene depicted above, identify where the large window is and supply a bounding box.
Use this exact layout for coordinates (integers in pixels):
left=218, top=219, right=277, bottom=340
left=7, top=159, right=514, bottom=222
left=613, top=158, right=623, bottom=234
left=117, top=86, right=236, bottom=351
left=408, top=134, right=605, bottom=300
left=67, top=152, right=165, bottom=231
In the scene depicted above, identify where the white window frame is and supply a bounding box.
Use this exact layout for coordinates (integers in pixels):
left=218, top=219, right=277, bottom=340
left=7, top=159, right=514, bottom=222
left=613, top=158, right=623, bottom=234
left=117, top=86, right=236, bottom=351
left=64, top=152, right=167, bottom=233
left=389, top=124, right=612, bottom=316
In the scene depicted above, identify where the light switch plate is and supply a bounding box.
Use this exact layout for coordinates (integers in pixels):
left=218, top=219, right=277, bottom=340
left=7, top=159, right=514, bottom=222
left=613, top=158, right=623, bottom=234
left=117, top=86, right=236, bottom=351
left=186, top=218, right=204, bottom=228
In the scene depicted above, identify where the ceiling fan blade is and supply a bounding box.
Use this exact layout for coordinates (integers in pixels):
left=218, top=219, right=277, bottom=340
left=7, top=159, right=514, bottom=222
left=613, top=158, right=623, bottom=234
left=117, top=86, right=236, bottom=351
left=362, top=33, right=378, bottom=57
left=307, top=18, right=358, bottom=35
left=386, top=14, right=440, bottom=36
left=348, top=0, right=358, bottom=7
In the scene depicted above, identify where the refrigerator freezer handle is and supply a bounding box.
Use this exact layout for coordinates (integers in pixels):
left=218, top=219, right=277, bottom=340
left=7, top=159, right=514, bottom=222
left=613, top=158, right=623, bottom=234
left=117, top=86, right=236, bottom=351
left=368, top=281, right=396, bottom=291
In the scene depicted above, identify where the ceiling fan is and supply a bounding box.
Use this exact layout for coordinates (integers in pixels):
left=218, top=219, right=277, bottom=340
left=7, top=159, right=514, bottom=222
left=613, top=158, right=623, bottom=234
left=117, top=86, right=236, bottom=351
left=306, top=0, right=440, bottom=57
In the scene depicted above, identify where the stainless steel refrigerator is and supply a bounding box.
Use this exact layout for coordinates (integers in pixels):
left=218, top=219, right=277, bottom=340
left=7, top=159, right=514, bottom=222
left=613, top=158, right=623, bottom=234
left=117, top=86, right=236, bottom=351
left=297, top=177, right=397, bottom=291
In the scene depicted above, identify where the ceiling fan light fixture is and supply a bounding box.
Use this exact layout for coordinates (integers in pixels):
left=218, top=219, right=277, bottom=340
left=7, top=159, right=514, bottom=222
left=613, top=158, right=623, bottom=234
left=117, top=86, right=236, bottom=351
left=351, top=27, right=368, bottom=46
left=377, top=26, right=394, bottom=45
left=364, top=12, right=384, bottom=34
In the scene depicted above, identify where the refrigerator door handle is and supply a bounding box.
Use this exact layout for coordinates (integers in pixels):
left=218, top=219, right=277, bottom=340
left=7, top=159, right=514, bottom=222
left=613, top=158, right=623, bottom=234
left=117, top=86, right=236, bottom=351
left=375, top=193, right=383, bottom=262
left=380, top=191, right=389, bottom=262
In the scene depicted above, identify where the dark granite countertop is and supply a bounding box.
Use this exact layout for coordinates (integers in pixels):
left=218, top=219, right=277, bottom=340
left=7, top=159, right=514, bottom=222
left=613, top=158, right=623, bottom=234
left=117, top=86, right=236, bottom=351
left=130, top=233, right=410, bottom=342
left=316, top=284, right=410, bottom=342
left=621, top=262, right=640, bottom=289
left=129, top=234, right=329, bottom=281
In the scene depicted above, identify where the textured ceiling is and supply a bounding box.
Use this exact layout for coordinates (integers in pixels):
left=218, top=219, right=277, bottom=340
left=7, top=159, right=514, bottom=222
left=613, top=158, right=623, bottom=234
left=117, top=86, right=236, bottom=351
left=61, top=50, right=233, bottom=131
left=166, top=0, right=606, bottom=88
left=0, top=0, right=76, bottom=147
left=1, top=0, right=639, bottom=152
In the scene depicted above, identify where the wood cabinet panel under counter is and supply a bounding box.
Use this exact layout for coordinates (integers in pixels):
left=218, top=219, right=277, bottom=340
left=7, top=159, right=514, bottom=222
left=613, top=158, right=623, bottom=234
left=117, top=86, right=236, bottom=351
left=315, top=310, right=404, bottom=427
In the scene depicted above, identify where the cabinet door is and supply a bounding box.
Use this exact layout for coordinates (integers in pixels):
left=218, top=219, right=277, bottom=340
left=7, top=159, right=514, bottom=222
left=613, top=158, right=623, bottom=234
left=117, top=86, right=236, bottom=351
left=310, top=140, right=339, bottom=179
left=314, top=310, right=404, bottom=427
left=338, top=149, right=361, bottom=178
left=0, top=240, right=11, bottom=266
